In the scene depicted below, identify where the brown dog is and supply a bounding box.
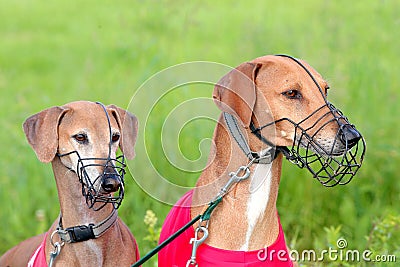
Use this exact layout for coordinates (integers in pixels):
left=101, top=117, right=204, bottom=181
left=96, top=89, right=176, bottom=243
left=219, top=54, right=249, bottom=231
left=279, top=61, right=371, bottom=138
left=159, top=55, right=364, bottom=266
left=0, top=101, right=139, bottom=266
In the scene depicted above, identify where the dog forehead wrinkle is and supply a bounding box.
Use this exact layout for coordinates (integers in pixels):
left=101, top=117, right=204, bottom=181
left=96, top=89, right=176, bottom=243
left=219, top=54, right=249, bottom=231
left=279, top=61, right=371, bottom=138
left=276, top=56, right=326, bottom=91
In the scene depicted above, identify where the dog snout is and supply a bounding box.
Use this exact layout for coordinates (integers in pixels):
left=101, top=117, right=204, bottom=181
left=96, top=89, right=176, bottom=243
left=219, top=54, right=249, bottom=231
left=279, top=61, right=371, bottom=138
left=101, top=167, right=121, bottom=193
left=339, top=124, right=361, bottom=148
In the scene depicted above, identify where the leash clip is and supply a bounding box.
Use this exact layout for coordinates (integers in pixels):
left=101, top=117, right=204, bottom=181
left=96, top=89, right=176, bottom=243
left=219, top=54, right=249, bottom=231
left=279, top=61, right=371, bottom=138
left=49, top=230, right=64, bottom=267
left=186, top=226, right=208, bottom=267
left=219, top=165, right=251, bottom=197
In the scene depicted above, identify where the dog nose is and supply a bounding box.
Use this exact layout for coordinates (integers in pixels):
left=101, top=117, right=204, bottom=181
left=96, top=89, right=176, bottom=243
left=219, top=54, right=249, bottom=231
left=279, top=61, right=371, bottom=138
left=340, top=124, right=361, bottom=148
left=101, top=169, right=121, bottom=193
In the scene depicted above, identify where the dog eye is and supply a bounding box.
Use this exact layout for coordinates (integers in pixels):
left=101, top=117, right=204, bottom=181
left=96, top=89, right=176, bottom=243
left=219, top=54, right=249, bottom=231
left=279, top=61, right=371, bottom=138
left=282, top=90, right=302, bottom=99
left=112, top=133, right=120, bottom=142
left=73, top=133, right=88, bottom=144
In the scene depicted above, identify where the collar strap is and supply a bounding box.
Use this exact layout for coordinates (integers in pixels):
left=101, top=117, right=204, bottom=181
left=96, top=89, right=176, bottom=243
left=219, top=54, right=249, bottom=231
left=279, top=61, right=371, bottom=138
left=57, top=209, right=118, bottom=243
left=249, top=121, right=296, bottom=162
left=223, top=112, right=278, bottom=164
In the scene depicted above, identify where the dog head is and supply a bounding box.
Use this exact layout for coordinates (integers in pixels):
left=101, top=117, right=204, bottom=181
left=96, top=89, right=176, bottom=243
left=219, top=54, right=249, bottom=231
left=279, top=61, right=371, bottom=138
left=213, top=55, right=360, bottom=155
left=23, top=101, right=138, bottom=207
left=213, top=55, right=365, bottom=185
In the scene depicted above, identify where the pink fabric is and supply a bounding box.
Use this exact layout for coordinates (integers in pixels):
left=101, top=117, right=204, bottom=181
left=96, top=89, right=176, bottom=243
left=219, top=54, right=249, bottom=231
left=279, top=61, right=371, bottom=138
left=159, top=190, right=293, bottom=267
left=27, top=232, right=48, bottom=267
left=134, top=239, right=141, bottom=262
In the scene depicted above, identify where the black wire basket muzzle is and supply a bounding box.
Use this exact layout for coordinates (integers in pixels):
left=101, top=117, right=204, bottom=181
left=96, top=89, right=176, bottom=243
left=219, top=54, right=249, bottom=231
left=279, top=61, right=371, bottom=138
left=76, top=153, right=126, bottom=210
left=251, top=55, right=366, bottom=187
left=58, top=150, right=126, bottom=210
left=252, top=102, right=366, bottom=187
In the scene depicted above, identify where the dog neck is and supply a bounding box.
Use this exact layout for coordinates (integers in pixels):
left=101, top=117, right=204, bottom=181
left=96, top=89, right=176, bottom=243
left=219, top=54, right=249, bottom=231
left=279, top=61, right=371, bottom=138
left=191, top=115, right=283, bottom=251
left=47, top=156, right=118, bottom=266
left=51, top=156, right=114, bottom=227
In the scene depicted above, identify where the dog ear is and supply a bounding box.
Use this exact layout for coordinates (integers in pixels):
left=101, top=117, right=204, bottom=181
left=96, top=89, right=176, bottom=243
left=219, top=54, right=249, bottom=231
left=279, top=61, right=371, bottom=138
left=213, top=62, right=262, bottom=128
left=107, top=105, right=138, bottom=160
left=23, top=106, right=69, bottom=163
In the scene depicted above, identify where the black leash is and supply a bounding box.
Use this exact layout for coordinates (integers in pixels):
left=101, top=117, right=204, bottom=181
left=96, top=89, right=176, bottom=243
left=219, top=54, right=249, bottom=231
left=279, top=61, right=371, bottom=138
left=131, top=196, right=222, bottom=267
left=131, top=215, right=201, bottom=267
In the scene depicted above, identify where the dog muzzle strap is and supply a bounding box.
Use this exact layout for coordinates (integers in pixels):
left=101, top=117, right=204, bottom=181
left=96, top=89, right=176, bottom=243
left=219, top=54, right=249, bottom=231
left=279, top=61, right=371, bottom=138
left=223, top=112, right=278, bottom=164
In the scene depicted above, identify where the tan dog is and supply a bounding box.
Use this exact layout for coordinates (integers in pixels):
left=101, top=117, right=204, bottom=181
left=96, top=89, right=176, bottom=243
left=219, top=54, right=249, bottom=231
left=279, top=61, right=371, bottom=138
left=193, top=56, right=334, bottom=248
left=0, top=101, right=139, bottom=267
left=159, top=55, right=364, bottom=266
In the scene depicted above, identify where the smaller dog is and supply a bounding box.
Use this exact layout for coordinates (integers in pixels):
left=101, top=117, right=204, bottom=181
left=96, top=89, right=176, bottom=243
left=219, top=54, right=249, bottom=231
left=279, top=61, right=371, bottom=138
left=0, top=101, right=139, bottom=266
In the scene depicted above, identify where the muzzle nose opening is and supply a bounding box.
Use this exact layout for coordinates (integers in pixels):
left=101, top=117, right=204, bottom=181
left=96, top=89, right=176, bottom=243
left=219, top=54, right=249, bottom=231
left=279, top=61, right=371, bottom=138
left=101, top=165, right=122, bottom=193
left=283, top=104, right=365, bottom=187
left=339, top=124, right=362, bottom=149
left=77, top=156, right=126, bottom=210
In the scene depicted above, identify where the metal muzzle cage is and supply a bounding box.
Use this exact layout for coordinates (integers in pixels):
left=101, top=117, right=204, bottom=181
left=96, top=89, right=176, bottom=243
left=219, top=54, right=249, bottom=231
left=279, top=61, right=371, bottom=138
left=252, top=102, right=365, bottom=187
left=76, top=153, right=126, bottom=210
left=251, top=55, right=366, bottom=187
left=290, top=103, right=365, bottom=186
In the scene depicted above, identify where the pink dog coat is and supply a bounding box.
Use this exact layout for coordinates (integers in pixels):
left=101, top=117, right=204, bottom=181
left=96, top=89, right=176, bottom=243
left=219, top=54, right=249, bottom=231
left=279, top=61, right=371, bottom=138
left=27, top=232, right=48, bottom=267
left=159, top=190, right=293, bottom=267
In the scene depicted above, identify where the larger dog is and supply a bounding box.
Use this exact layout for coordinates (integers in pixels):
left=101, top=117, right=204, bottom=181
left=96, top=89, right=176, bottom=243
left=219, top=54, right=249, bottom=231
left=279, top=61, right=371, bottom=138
left=0, top=101, right=139, bottom=266
left=158, top=55, right=364, bottom=266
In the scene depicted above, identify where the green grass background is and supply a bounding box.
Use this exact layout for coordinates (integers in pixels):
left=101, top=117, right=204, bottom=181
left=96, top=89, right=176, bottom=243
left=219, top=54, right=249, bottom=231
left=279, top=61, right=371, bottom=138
left=0, top=0, right=399, bottom=266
